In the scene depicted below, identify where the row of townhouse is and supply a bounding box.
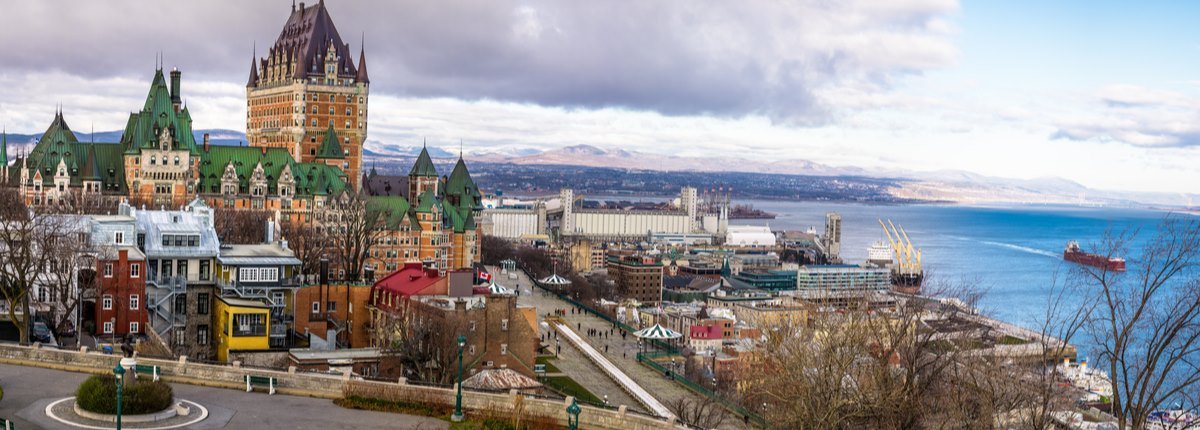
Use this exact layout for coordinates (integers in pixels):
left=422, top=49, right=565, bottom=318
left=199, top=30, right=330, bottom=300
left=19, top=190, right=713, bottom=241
left=15, top=198, right=301, bottom=362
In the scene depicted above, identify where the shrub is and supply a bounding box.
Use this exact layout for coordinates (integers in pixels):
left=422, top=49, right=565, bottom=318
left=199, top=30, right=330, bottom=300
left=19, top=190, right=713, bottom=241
left=75, top=375, right=173, bottom=415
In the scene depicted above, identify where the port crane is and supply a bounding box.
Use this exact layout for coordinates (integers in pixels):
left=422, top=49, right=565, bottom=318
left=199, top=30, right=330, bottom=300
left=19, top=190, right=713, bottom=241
left=879, top=219, right=922, bottom=273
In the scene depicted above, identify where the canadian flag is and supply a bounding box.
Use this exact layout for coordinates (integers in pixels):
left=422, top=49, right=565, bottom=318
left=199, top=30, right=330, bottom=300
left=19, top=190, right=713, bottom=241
left=479, top=271, right=492, bottom=282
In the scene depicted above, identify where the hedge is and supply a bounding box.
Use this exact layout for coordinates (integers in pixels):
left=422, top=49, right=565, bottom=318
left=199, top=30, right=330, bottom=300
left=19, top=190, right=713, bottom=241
left=75, top=374, right=173, bottom=415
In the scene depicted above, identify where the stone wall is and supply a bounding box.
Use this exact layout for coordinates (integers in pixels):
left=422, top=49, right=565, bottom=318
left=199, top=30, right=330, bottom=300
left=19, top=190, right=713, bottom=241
left=0, top=343, right=685, bottom=430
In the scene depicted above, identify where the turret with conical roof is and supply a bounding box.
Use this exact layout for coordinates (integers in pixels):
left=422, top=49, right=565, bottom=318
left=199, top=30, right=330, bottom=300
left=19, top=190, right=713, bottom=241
left=408, top=144, right=439, bottom=198
left=315, top=124, right=345, bottom=160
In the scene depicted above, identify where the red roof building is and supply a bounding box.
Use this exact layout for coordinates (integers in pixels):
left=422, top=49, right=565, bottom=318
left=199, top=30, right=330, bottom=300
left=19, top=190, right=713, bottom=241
left=369, top=263, right=447, bottom=312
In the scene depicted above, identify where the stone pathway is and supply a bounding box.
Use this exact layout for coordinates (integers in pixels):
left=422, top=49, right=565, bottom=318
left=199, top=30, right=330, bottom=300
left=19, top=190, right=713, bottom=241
left=499, top=266, right=752, bottom=429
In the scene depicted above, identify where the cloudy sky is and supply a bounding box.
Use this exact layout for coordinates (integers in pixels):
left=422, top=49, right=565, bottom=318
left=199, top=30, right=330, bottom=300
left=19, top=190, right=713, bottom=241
left=1, top=1, right=1197, bottom=193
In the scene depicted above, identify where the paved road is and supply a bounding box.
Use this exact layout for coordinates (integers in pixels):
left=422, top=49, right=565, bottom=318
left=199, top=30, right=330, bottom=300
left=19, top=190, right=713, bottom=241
left=0, top=364, right=448, bottom=430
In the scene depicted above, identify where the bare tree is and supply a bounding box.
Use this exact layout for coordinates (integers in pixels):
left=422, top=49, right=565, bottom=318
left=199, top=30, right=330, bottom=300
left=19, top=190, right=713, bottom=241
left=1076, top=220, right=1200, bottom=430
left=667, top=396, right=729, bottom=429
left=38, top=224, right=92, bottom=339
left=480, top=235, right=515, bottom=266
left=327, top=191, right=387, bottom=283
left=213, top=208, right=270, bottom=244
left=372, top=300, right=468, bottom=384
left=280, top=219, right=330, bottom=282
left=0, top=198, right=82, bottom=345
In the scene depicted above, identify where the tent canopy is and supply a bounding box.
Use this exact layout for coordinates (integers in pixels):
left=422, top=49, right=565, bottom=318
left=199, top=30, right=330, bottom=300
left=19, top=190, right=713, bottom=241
left=634, top=324, right=682, bottom=340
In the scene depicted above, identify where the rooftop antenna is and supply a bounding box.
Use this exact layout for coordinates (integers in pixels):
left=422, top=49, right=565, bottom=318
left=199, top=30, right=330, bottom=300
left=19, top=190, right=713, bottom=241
left=459, top=139, right=463, bottom=158
left=91, top=121, right=94, bottom=143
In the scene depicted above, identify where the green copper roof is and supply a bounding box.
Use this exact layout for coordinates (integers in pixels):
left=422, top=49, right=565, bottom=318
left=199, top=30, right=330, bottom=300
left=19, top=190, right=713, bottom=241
left=121, top=69, right=199, bottom=156
left=196, top=146, right=346, bottom=197
left=1, top=130, right=7, bottom=166
left=409, top=146, right=438, bottom=177
left=80, top=145, right=100, bottom=180
left=315, top=125, right=345, bottom=159
left=367, top=196, right=420, bottom=230
left=23, top=112, right=127, bottom=193
left=413, top=189, right=439, bottom=213
left=443, top=157, right=482, bottom=210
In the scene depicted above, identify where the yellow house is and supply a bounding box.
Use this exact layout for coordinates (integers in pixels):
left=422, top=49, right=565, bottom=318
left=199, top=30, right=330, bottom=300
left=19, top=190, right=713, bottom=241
left=213, top=296, right=272, bottom=362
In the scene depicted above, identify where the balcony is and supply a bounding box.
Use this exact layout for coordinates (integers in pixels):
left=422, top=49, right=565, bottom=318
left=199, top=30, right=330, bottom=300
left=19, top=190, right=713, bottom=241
left=218, top=275, right=303, bottom=300
left=147, top=275, right=188, bottom=292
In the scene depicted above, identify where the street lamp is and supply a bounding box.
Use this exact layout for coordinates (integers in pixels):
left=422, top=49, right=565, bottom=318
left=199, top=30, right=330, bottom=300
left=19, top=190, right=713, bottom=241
left=451, top=334, right=467, bottom=422
left=566, top=398, right=581, bottom=430
left=113, top=363, right=125, bottom=430
left=603, top=394, right=608, bottom=407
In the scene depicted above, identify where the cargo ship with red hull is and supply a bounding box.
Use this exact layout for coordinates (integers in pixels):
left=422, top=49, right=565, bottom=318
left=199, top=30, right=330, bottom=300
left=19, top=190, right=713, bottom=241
left=1064, top=241, right=1126, bottom=272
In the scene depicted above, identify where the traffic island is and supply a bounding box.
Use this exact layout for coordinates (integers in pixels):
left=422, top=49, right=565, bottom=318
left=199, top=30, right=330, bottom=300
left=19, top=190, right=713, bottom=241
left=45, top=397, right=208, bottom=429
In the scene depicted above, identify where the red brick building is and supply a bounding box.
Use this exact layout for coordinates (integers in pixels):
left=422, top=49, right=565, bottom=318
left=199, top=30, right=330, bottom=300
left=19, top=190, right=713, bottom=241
left=95, top=247, right=148, bottom=338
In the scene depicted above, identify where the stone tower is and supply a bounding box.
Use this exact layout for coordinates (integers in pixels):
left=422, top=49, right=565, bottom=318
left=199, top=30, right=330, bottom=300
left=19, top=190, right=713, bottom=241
left=246, top=0, right=369, bottom=190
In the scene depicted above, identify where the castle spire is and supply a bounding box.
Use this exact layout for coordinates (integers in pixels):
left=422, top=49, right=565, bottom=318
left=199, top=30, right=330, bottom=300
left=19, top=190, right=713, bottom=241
left=356, top=34, right=370, bottom=84
left=247, top=44, right=259, bottom=87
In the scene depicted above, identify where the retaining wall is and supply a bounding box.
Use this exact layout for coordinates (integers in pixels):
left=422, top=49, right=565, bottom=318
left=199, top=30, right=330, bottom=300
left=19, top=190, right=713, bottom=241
left=0, top=343, right=682, bottom=430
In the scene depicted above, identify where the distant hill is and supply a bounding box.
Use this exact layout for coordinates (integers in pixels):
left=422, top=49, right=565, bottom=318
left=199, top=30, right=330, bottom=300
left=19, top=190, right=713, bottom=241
left=2, top=129, right=248, bottom=150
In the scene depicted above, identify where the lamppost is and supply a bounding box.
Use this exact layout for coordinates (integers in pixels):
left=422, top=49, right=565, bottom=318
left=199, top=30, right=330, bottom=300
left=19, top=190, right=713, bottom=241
left=451, top=334, right=466, bottom=422
left=113, top=363, right=125, bottom=430
left=603, top=394, right=608, bottom=407
left=566, top=398, right=581, bottom=430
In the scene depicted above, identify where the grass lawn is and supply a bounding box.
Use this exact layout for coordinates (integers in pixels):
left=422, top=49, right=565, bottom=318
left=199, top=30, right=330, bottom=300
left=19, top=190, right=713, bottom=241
left=535, top=356, right=561, bottom=373
left=542, top=376, right=603, bottom=405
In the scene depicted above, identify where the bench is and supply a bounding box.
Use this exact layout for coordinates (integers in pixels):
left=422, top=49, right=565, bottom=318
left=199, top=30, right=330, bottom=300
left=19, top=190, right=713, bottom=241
left=245, top=375, right=276, bottom=395
left=134, top=364, right=160, bottom=381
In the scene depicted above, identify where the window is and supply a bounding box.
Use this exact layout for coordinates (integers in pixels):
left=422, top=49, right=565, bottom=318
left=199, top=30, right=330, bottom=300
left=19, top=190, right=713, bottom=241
left=103, top=321, right=114, bottom=334
left=130, top=322, right=139, bottom=333
left=130, top=264, right=140, bottom=278
left=469, top=321, right=476, bottom=332
left=115, top=231, right=124, bottom=244
left=260, top=267, right=279, bottom=282
left=312, top=301, right=320, bottom=313
left=37, top=287, right=47, bottom=302
left=197, top=293, right=209, bottom=315
left=500, top=344, right=508, bottom=355
left=187, top=235, right=198, bottom=247
left=239, top=267, right=258, bottom=282
left=199, top=260, right=210, bottom=281
left=197, top=325, right=209, bottom=345
left=327, top=301, right=337, bottom=312
left=501, top=319, right=508, bottom=331
left=174, top=235, right=184, bottom=247
left=174, top=294, right=187, bottom=315
left=272, top=292, right=284, bottom=307
left=130, top=295, right=139, bottom=310
left=162, top=235, right=171, bottom=246
left=178, top=260, right=188, bottom=278
left=469, top=345, right=476, bottom=355
left=102, top=295, right=113, bottom=310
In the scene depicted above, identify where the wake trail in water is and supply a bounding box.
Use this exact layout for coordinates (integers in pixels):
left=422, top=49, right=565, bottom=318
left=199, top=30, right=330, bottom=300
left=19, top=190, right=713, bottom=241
left=979, top=241, right=1060, bottom=259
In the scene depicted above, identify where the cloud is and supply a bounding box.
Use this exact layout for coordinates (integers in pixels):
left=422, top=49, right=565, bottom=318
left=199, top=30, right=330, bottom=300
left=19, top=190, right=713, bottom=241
left=1051, top=85, right=1200, bottom=148
left=0, top=0, right=958, bottom=124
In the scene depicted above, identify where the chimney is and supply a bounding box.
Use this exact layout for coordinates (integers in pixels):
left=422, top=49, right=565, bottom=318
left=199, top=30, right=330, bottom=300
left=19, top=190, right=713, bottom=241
left=170, top=68, right=182, bottom=110
left=203, top=133, right=210, bottom=152
left=265, top=219, right=275, bottom=244
left=320, top=259, right=330, bottom=285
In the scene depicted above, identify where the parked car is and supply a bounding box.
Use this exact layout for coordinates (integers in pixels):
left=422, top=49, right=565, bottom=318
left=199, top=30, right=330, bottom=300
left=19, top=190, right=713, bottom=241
left=32, top=322, right=53, bottom=344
